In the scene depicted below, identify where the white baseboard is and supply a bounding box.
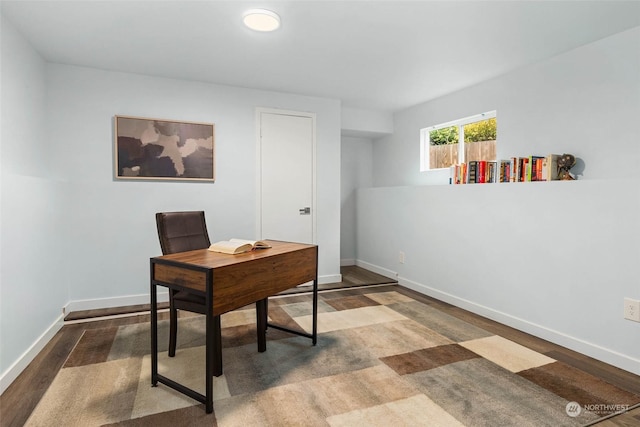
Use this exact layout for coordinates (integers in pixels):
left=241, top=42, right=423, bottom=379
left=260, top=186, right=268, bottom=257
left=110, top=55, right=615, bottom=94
left=62, top=274, right=344, bottom=314
left=296, top=274, right=342, bottom=288
left=397, top=274, right=640, bottom=376
left=0, top=313, right=64, bottom=395
left=355, top=259, right=398, bottom=281
left=319, top=274, right=342, bottom=285
left=340, top=258, right=356, bottom=266
left=63, top=291, right=170, bottom=315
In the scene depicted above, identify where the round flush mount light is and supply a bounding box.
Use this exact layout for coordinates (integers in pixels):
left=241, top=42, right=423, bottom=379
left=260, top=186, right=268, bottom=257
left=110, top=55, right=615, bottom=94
left=243, top=9, right=281, bottom=32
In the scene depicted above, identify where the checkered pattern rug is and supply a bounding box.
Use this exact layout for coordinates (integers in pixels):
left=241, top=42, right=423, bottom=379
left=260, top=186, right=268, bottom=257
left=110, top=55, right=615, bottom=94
left=26, top=290, right=639, bottom=426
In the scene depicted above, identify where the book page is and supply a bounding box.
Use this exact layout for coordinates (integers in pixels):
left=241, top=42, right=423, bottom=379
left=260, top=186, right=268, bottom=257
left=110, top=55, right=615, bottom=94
left=208, top=240, right=253, bottom=254
left=229, top=238, right=258, bottom=246
left=229, top=238, right=271, bottom=249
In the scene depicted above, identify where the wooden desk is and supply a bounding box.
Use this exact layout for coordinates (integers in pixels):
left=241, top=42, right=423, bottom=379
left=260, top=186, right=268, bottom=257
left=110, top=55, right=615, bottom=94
left=149, top=240, right=318, bottom=413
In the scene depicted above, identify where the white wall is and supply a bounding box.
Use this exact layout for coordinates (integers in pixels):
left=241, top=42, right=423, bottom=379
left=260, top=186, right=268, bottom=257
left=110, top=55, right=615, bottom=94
left=0, top=16, right=67, bottom=390
left=46, top=64, right=342, bottom=308
left=341, top=107, right=393, bottom=138
left=340, top=136, right=373, bottom=264
left=359, top=27, right=640, bottom=374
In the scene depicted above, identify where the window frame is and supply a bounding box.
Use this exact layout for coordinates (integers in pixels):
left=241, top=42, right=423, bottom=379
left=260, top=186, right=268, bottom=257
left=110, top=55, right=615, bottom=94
left=420, top=110, right=497, bottom=171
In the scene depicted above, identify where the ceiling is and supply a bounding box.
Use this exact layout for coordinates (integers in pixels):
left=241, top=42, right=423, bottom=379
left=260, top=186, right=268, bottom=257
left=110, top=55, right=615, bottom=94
left=2, top=1, right=639, bottom=113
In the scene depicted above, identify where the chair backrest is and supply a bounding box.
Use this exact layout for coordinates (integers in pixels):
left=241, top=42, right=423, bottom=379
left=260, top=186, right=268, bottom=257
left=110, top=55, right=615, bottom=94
left=155, top=211, right=211, bottom=255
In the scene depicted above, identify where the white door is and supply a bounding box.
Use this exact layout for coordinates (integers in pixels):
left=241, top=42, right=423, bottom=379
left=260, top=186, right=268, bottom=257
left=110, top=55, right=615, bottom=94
left=258, top=109, right=315, bottom=244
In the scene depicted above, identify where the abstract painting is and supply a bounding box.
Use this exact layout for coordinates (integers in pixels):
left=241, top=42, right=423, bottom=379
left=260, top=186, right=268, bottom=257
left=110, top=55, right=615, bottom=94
left=115, top=116, right=214, bottom=181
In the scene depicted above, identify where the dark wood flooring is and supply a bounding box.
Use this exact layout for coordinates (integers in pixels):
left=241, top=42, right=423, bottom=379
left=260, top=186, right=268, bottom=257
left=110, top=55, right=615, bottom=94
left=1, top=267, right=638, bottom=426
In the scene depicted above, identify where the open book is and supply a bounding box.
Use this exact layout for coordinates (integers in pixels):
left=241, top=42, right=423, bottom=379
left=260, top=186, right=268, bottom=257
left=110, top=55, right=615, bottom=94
left=208, top=238, right=271, bottom=255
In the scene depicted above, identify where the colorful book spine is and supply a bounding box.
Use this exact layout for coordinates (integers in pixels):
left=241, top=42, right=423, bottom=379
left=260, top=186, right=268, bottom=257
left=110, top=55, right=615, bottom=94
left=468, top=161, right=478, bottom=183
left=518, top=158, right=528, bottom=182
left=478, top=161, right=486, bottom=183
left=487, top=161, right=497, bottom=183
left=499, top=160, right=511, bottom=183
left=545, top=154, right=560, bottom=180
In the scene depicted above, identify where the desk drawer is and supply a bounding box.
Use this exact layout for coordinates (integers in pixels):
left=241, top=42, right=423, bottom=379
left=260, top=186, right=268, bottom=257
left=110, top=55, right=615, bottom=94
left=153, top=263, right=207, bottom=293
left=212, top=246, right=317, bottom=315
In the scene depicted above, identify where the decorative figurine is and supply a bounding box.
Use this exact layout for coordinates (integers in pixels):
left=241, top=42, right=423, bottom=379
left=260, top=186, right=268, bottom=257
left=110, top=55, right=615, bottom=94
left=557, top=153, right=576, bottom=180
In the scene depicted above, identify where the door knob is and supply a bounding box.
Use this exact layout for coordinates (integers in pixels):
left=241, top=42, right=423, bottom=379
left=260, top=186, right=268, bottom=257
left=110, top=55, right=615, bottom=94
left=299, top=207, right=311, bottom=215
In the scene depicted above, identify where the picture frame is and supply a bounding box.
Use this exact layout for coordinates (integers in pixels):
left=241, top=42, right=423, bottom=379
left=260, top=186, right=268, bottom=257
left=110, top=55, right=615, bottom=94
left=114, top=115, right=215, bottom=181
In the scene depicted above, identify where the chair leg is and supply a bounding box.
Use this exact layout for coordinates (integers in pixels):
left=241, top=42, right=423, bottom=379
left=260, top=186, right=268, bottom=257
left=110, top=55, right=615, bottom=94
left=169, top=302, right=178, bottom=357
left=256, top=298, right=268, bottom=352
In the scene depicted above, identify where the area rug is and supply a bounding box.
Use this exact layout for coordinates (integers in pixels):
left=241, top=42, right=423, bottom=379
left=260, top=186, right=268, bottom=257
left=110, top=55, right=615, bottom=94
left=25, top=290, right=639, bottom=426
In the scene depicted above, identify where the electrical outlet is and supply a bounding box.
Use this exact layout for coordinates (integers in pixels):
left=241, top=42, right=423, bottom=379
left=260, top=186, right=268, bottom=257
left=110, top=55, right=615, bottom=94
left=399, top=251, right=405, bottom=264
left=624, top=298, right=640, bottom=322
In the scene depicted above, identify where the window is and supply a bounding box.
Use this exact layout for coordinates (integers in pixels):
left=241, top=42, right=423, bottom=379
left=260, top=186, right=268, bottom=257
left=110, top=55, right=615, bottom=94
left=420, top=111, right=497, bottom=171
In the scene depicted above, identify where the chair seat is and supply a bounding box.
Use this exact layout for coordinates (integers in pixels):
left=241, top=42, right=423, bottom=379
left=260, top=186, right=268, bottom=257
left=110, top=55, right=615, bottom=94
left=172, top=290, right=207, bottom=315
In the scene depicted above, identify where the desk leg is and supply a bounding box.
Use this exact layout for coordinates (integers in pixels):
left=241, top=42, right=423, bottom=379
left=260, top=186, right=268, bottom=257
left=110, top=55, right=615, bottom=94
left=312, top=278, right=318, bottom=346
left=213, top=315, right=222, bottom=376
left=150, top=276, right=158, bottom=387
left=256, top=298, right=268, bottom=352
left=205, top=309, right=222, bottom=413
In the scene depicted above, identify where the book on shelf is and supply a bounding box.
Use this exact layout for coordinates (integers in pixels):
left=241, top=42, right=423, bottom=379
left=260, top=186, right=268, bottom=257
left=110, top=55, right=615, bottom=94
left=477, top=161, right=486, bottom=183
left=528, top=156, right=545, bottom=181
left=542, top=154, right=560, bottom=181
left=450, top=163, right=466, bottom=184
left=468, top=161, right=478, bottom=183
left=510, top=157, right=518, bottom=182
left=499, top=160, right=511, bottom=183
left=518, top=157, right=528, bottom=182
left=208, top=238, right=271, bottom=255
left=487, top=161, right=497, bottom=183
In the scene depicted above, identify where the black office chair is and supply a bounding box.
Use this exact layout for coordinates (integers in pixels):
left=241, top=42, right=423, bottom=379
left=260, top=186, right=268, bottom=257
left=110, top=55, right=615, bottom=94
left=155, top=211, right=210, bottom=357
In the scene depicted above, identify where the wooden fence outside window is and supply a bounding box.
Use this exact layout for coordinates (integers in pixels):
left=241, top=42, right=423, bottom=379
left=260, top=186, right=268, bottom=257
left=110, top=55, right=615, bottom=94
left=429, top=140, right=496, bottom=169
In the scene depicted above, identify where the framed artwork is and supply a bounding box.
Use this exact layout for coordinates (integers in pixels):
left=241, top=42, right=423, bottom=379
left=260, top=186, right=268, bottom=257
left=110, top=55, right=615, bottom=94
left=114, top=115, right=215, bottom=181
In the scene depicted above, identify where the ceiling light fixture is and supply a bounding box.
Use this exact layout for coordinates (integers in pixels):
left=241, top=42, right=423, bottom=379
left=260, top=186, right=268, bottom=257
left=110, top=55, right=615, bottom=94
left=243, top=9, right=281, bottom=32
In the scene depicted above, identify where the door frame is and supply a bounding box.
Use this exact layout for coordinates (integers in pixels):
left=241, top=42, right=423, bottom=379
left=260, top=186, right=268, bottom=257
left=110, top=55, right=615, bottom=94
left=255, top=107, right=317, bottom=244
